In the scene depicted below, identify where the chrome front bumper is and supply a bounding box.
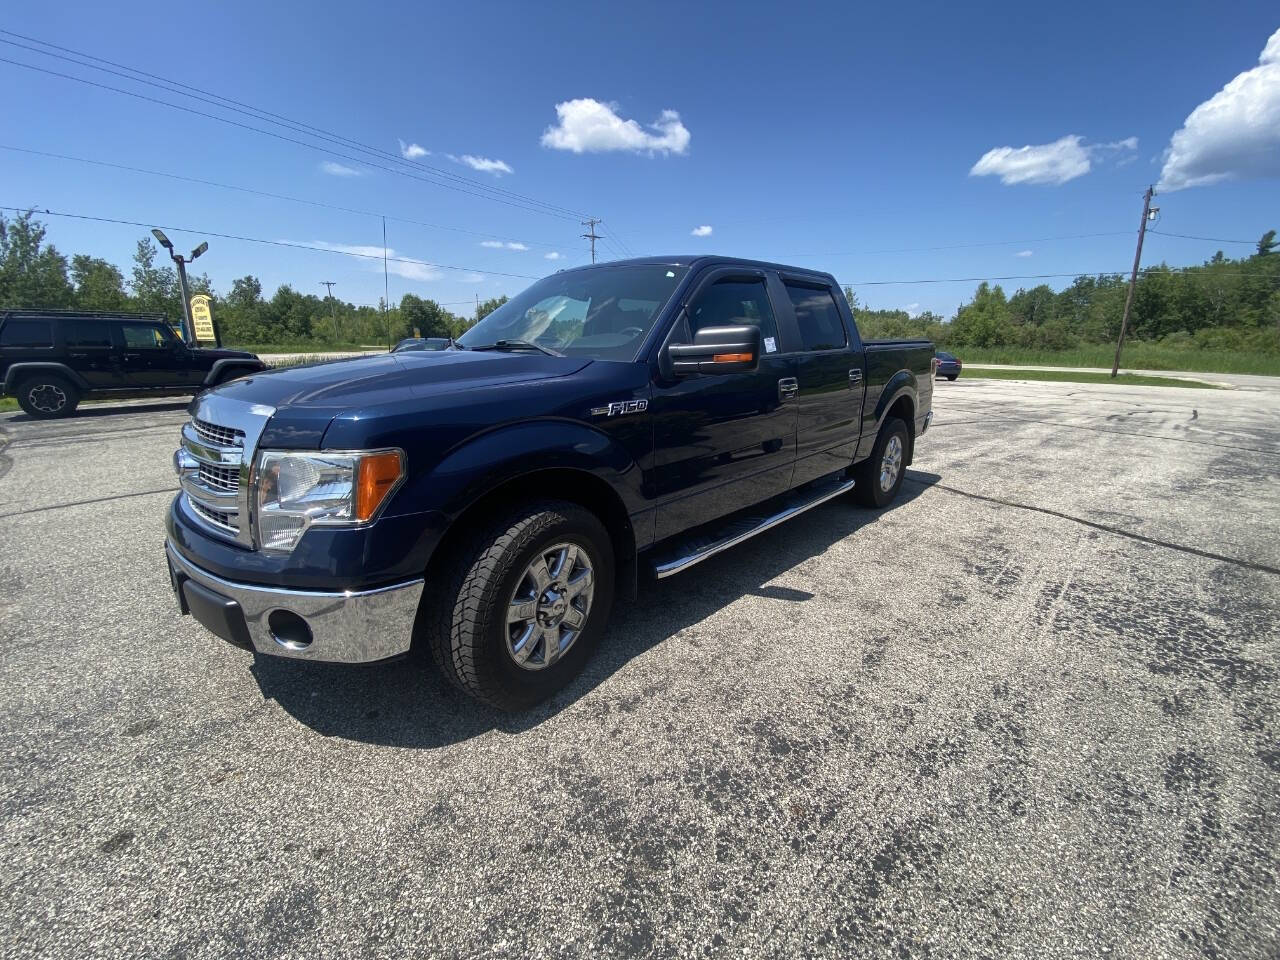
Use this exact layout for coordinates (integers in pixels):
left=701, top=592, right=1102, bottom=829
left=165, top=540, right=423, bottom=663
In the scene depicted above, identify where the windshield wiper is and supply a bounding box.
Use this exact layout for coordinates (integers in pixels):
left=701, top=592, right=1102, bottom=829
left=468, top=339, right=563, bottom=357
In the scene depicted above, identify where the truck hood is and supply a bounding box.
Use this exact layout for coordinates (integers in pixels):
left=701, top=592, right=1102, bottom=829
left=211, top=349, right=591, bottom=410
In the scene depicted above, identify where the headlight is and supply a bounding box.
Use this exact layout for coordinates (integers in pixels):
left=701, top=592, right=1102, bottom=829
left=255, top=449, right=404, bottom=553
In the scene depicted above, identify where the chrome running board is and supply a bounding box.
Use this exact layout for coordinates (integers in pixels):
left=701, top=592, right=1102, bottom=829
left=648, top=473, right=856, bottom=579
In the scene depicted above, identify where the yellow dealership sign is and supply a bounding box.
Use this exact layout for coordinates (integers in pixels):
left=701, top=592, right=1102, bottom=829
left=189, top=294, right=217, bottom=344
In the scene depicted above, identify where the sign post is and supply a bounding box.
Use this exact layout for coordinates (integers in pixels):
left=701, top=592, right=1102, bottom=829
left=189, top=294, right=219, bottom=347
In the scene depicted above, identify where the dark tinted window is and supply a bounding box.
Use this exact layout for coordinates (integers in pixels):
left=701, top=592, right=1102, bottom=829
left=0, top=319, right=54, bottom=348
left=64, top=319, right=113, bottom=348
left=936, top=351, right=955, bottom=361
left=118, top=323, right=171, bottom=349
left=784, top=283, right=847, bottom=351
left=688, top=278, right=780, bottom=354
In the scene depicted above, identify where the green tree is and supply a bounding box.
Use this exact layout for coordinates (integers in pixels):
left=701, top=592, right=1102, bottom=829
left=70, top=255, right=128, bottom=311
left=399, top=293, right=454, bottom=338
left=0, top=211, right=74, bottom=308
left=476, top=295, right=509, bottom=321
left=950, top=282, right=1012, bottom=347
left=1256, top=230, right=1276, bottom=257
left=130, top=238, right=181, bottom=317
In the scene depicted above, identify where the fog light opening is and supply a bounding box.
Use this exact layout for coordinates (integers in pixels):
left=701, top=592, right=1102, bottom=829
left=267, top=609, right=313, bottom=650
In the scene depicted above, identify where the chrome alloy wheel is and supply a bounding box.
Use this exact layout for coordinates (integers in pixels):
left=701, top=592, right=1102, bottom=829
left=879, top=434, right=903, bottom=493
left=28, top=383, right=68, bottom=414
left=505, top=542, right=595, bottom=671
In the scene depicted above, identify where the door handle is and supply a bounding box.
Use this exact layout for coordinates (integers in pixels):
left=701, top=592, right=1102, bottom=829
left=848, top=369, right=863, bottom=384
left=778, top=377, right=799, bottom=401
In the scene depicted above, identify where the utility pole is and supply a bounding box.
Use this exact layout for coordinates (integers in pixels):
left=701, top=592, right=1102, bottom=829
left=320, top=281, right=338, bottom=341
left=382, top=216, right=392, bottom=349
left=581, top=218, right=602, bottom=264
left=151, top=229, right=207, bottom=343
left=1111, top=185, right=1155, bottom=378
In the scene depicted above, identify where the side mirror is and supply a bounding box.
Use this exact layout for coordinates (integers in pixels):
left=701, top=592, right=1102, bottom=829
left=667, top=324, right=761, bottom=376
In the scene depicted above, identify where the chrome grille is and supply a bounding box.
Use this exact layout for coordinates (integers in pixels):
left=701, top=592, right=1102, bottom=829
left=176, top=397, right=274, bottom=549
left=198, top=462, right=239, bottom=492
left=189, top=498, right=239, bottom=533
left=193, top=418, right=244, bottom=448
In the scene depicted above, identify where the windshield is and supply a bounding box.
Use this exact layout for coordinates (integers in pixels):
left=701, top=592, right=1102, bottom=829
left=457, top=264, right=688, bottom=361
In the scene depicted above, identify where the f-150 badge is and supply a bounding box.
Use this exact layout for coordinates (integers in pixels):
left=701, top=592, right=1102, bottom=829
left=591, top=399, right=648, bottom=417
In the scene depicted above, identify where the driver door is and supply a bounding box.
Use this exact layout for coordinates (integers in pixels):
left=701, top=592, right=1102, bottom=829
left=648, top=268, right=798, bottom=542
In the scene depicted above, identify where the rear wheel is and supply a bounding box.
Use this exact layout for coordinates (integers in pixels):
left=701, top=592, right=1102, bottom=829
left=426, top=499, right=615, bottom=710
left=947, top=374, right=958, bottom=381
left=853, top=417, right=909, bottom=508
left=15, top=374, right=80, bottom=419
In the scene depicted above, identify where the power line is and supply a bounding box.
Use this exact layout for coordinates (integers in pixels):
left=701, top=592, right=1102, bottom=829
left=0, top=32, right=590, bottom=222
left=782, top=231, right=1136, bottom=258
left=0, top=54, right=586, bottom=222
left=1, top=205, right=543, bottom=280
left=0, top=144, right=569, bottom=249
left=840, top=265, right=1266, bottom=287
left=1147, top=229, right=1257, bottom=245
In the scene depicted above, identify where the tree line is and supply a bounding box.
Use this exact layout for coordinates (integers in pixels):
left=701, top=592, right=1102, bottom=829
left=0, top=211, right=507, bottom=347
left=2, top=210, right=1276, bottom=353
left=846, top=230, right=1279, bottom=353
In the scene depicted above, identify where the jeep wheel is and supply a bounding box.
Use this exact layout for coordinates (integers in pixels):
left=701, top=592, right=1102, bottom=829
left=854, top=417, right=909, bottom=508
left=16, top=375, right=80, bottom=419
left=427, top=500, right=615, bottom=710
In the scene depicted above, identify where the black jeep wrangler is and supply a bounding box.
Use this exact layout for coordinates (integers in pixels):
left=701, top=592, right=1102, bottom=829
left=0, top=309, right=265, bottom=419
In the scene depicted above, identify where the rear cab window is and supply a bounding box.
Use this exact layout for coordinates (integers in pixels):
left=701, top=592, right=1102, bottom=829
left=0, top=319, right=55, bottom=348
left=783, top=282, right=848, bottom=351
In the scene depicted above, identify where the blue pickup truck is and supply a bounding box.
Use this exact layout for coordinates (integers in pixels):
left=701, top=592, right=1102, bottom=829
left=165, top=256, right=934, bottom=709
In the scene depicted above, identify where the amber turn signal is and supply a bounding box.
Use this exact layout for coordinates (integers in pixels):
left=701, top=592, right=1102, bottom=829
left=711, top=352, right=753, bottom=363
left=355, top=451, right=404, bottom=522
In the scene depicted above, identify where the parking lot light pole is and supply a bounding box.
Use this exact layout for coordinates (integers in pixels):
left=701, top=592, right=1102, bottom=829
left=151, top=229, right=208, bottom=343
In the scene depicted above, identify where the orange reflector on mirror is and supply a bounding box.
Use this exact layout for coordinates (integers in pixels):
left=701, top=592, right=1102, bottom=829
left=712, top=353, right=753, bottom=363
left=355, top=451, right=404, bottom=522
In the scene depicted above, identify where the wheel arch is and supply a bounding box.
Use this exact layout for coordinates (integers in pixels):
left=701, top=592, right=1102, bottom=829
left=3, top=361, right=88, bottom=394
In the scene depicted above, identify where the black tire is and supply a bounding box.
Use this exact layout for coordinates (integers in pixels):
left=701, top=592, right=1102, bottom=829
left=426, top=499, right=615, bottom=710
left=853, top=417, right=909, bottom=508
left=947, top=374, right=958, bottom=381
left=15, top=374, right=80, bottom=419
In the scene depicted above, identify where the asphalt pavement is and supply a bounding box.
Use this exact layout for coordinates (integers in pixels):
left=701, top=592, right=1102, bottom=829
left=1, top=376, right=1277, bottom=959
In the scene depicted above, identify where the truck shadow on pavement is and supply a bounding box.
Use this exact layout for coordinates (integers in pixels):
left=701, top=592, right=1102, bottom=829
left=249, top=470, right=942, bottom=748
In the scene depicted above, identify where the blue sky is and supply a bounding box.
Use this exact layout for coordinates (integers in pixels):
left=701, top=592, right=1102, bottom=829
left=2, top=1, right=1278, bottom=317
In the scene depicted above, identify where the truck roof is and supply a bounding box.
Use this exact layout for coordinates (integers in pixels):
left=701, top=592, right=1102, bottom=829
left=559, top=255, right=840, bottom=283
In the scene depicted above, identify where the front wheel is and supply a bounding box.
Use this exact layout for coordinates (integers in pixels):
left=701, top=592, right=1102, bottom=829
left=947, top=374, right=958, bottom=381
left=15, top=374, right=80, bottom=419
left=853, top=417, right=909, bottom=508
left=426, top=500, right=615, bottom=710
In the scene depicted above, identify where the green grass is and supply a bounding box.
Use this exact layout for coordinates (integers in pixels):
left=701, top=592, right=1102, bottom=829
left=0, top=397, right=16, bottom=412
left=960, top=367, right=1222, bottom=388
left=954, top=344, right=1280, bottom=376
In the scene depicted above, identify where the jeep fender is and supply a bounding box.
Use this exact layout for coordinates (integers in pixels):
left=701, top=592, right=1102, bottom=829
left=3, top=362, right=88, bottom=395
left=203, top=359, right=265, bottom=387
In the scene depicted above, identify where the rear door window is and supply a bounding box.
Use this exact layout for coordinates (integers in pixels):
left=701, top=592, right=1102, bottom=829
left=784, top=283, right=848, bottom=351
left=63, top=320, right=113, bottom=348
left=0, top=319, right=54, bottom=348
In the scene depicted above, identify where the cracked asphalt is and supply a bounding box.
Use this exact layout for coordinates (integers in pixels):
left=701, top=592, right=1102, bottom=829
left=1, top=377, right=1278, bottom=959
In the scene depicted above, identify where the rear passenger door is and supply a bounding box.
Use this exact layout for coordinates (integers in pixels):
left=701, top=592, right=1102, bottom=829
left=62, top=319, right=127, bottom=388
left=775, top=276, right=866, bottom=486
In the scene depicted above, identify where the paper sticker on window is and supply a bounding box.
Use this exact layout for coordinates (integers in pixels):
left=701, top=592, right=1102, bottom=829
left=764, top=337, right=777, bottom=353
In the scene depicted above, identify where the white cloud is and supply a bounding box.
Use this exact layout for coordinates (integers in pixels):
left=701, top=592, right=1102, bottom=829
left=399, top=139, right=430, bottom=159
left=541, top=98, right=690, bottom=155
left=544, top=251, right=563, bottom=260
left=455, top=154, right=513, bottom=176
left=690, top=224, right=713, bottom=237
left=480, top=240, right=528, bottom=250
left=1015, top=249, right=1034, bottom=258
left=1158, top=27, right=1280, bottom=191
left=969, top=134, right=1137, bottom=185
left=307, top=241, right=442, bottom=282
left=905, top=303, right=921, bottom=317
left=480, top=240, right=504, bottom=248
left=320, top=161, right=363, bottom=177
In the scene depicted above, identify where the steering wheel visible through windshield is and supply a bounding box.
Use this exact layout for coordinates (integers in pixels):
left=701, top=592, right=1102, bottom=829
left=456, top=263, right=688, bottom=362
